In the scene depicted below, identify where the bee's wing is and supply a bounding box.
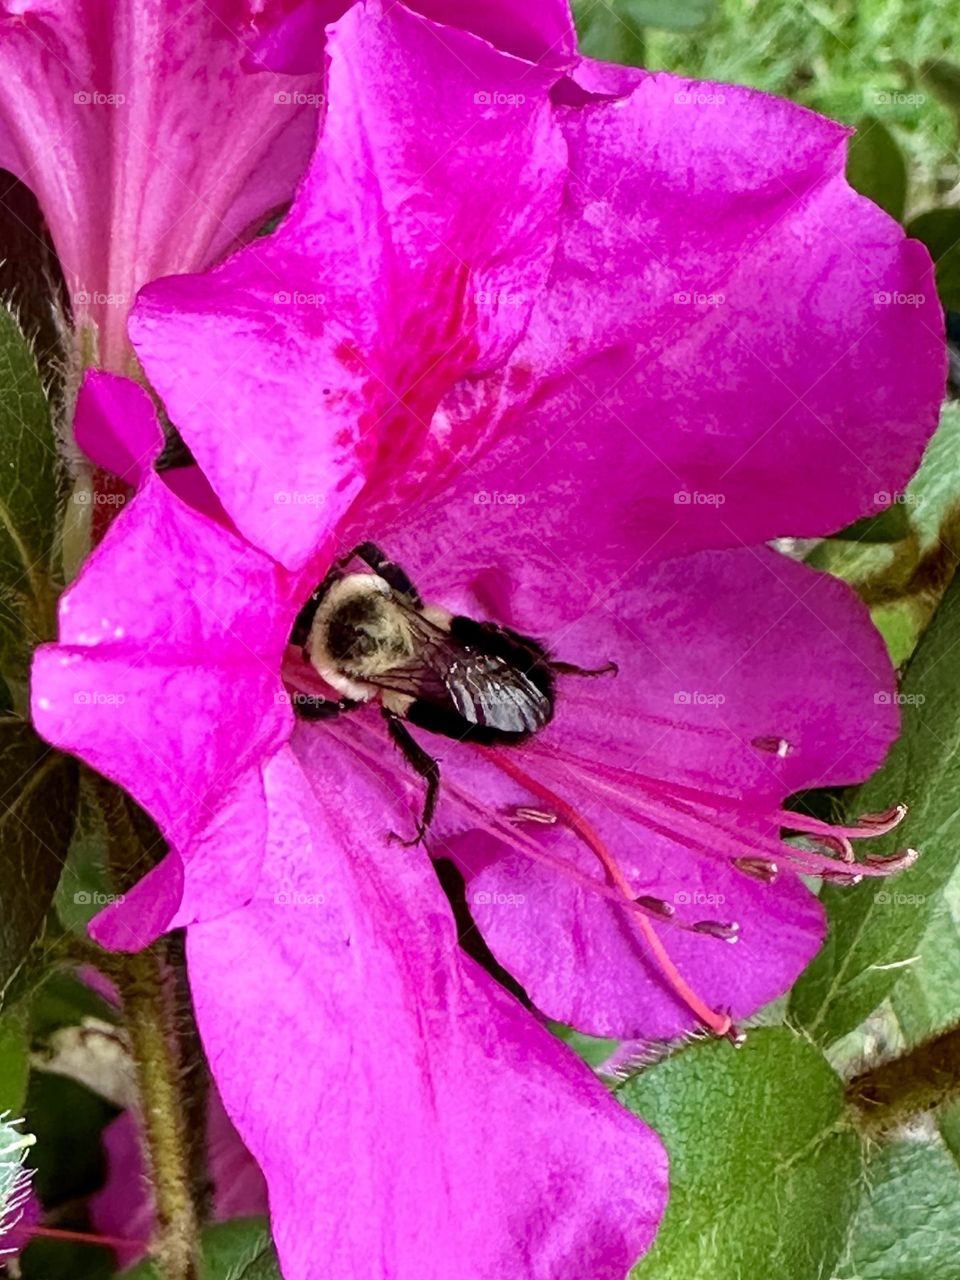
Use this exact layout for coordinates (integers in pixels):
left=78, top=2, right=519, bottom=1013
left=363, top=606, right=552, bottom=734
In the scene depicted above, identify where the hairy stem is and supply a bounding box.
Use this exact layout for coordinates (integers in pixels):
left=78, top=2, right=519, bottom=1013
left=92, top=770, right=202, bottom=1278
left=113, top=943, right=201, bottom=1280
left=846, top=1025, right=960, bottom=1136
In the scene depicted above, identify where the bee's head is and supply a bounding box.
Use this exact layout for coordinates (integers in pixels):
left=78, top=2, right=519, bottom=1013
left=308, top=574, right=413, bottom=677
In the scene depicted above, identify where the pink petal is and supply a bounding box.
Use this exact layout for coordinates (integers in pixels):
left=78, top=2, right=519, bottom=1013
left=428, top=548, right=894, bottom=1038
left=31, top=476, right=296, bottom=939
left=0, top=0, right=321, bottom=368
left=363, top=73, right=944, bottom=583
left=131, top=1, right=566, bottom=569
left=187, top=740, right=667, bottom=1279
left=502, top=73, right=944, bottom=559
left=249, top=0, right=576, bottom=71
left=73, top=371, right=163, bottom=482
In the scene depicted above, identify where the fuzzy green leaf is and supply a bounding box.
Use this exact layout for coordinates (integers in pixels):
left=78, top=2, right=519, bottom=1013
left=123, top=1218, right=280, bottom=1280
left=0, top=717, right=77, bottom=999
left=835, top=1129, right=960, bottom=1279
left=0, top=305, right=61, bottom=684
left=620, top=1028, right=861, bottom=1279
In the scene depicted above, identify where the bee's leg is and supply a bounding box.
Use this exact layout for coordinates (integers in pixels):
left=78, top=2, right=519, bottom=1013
left=551, top=659, right=619, bottom=678
left=382, top=708, right=440, bottom=845
left=352, top=541, right=423, bottom=608
left=291, top=693, right=359, bottom=721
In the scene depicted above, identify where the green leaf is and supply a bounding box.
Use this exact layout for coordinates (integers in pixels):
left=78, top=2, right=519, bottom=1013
left=202, top=1218, right=280, bottom=1280
left=620, top=1028, right=861, bottom=1279
left=0, top=305, right=61, bottom=686
left=906, top=208, right=960, bottom=311
left=890, top=868, right=960, bottom=1049
left=54, top=783, right=119, bottom=935
left=809, top=402, right=960, bottom=664
left=830, top=503, right=912, bottom=544
left=123, top=1218, right=280, bottom=1280
left=790, top=573, right=960, bottom=1045
left=920, top=58, right=960, bottom=129
left=30, top=969, right=119, bottom=1042
left=846, top=116, right=908, bottom=220
left=572, top=0, right=714, bottom=59
left=24, top=1071, right=117, bottom=1206
left=0, top=718, right=78, bottom=999
left=572, top=0, right=645, bottom=65
left=624, top=0, right=713, bottom=32
left=835, top=1129, right=960, bottom=1279
left=547, top=1020, right=619, bottom=1071
left=0, top=1004, right=29, bottom=1112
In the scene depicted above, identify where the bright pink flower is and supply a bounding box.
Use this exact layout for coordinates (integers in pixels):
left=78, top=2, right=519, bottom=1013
left=31, top=1, right=945, bottom=1275
left=0, top=0, right=323, bottom=370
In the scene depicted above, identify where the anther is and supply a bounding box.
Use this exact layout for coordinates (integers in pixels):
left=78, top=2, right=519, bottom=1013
left=634, top=895, right=675, bottom=920
left=857, top=804, right=908, bottom=829
left=865, top=848, right=919, bottom=873
left=751, top=735, right=793, bottom=757
left=512, top=807, right=558, bottom=825
left=733, top=857, right=779, bottom=884
left=821, top=868, right=863, bottom=884
left=691, top=920, right=741, bottom=943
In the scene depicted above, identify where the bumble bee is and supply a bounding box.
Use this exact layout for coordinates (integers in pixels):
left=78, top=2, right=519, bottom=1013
left=289, top=542, right=614, bottom=843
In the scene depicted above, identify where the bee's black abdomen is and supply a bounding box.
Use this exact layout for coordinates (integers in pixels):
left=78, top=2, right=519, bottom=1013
left=447, top=616, right=555, bottom=701
left=406, top=697, right=535, bottom=745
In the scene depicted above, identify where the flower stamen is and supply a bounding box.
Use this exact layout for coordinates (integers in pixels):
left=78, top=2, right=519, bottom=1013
left=491, top=753, right=738, bottom=1041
